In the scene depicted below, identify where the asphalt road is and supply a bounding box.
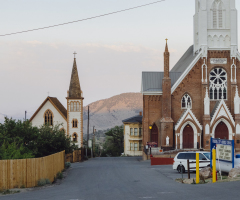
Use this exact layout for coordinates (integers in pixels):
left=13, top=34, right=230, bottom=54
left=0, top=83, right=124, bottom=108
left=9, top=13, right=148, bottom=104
left=1, top=157, right=240, bottom=200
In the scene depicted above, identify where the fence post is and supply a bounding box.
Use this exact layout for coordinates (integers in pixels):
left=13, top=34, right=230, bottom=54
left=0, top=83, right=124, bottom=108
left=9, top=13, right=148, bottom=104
left=187, top=159, right=190, bottom=179
left=196, top=153, right=199, bottom=184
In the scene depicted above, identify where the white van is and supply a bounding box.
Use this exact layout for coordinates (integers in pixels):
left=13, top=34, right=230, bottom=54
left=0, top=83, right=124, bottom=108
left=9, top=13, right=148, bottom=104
left=173, top=151, right=210, bottom=173
left=216, top=154, right=240, bottom=173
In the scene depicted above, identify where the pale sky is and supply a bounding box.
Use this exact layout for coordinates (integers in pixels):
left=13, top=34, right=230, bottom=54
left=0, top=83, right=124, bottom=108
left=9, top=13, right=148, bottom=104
left=1, top=0, right=240, bottom=122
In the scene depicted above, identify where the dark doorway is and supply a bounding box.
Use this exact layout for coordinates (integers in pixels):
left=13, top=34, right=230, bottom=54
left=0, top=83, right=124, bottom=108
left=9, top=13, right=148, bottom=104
left=151, top=124, right=158, bottom=146
left=215, top=121, right=229, bottom=140
left=183, top=125, right=194, bottom=149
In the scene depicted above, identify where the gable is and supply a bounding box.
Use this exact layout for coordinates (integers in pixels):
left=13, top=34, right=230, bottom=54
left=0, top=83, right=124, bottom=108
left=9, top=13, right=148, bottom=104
left=175, top=108, right=202, bottom=131
left=210, top=99, right=235, bottom=126
left=31, top=100, right=67, bottom=127
left=30, top=97, right=67, bottom=122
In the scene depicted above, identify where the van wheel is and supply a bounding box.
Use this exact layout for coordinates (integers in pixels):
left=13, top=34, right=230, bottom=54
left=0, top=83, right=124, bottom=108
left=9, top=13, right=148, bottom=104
left=177, top=165, right=185, bottom=173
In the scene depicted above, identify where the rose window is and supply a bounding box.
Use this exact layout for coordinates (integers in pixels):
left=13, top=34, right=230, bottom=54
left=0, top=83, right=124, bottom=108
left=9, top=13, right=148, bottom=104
left=209, top=68, right=227, bottom=100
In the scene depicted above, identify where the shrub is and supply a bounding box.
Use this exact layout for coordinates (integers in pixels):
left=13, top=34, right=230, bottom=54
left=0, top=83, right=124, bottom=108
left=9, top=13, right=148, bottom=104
left=65, top=162, right=71, bottom=169
left=45, top=179, right=51, bottom=184
left=57, top=172, right=63, bottom=180
left=37, top=179, right=46, bottom=186
left=20, top=185, right=25, bottom=188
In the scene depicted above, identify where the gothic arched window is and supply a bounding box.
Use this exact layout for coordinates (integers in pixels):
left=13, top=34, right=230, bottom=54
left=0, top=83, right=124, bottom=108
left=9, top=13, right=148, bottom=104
left=73, top=133, right=78, bottom=142
left=45, top=109, right=53, bottom=125
left=209, top=68, right=227, bottom=100
left=76, top=102, right=80, bottom=111
left=212, top=0, right=224, bottom=29
left=181, top=94, right=192, bottom=109
left=72, top=119, right=78, bottom=128
left=74, top=102, right=77, bottom=111
left=70, top=102, right=74, bottom=111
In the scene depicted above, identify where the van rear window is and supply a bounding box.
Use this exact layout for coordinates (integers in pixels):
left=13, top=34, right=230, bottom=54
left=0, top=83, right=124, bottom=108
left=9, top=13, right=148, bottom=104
left=177, top=153, right=185, bottom=159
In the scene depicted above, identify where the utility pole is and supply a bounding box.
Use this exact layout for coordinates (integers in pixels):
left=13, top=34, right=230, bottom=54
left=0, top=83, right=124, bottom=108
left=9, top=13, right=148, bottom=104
left=93, top=126, right=95, bottom=157
left=86, top=106, right=89, bottom=158
left=25, top=111, right=27, bottom=121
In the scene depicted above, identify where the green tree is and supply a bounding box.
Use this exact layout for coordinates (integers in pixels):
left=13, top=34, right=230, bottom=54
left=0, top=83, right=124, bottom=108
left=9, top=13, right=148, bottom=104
left=0, top=117, right=77, bottom=159
left=0, top=141, right=34, bottom=160
left=101, top=126, right=124, bottom=157
left=35, top=124, right=77, bottom=157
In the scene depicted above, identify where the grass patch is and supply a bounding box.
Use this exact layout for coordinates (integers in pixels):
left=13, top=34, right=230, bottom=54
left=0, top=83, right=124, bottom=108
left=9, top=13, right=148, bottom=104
left=65, top=162, right=71, bottom=169
left=57, top=172, right=63, bottom=180
left=0, top=189, right=20, bottom=195
left=37, top=178, right=52, bottom=186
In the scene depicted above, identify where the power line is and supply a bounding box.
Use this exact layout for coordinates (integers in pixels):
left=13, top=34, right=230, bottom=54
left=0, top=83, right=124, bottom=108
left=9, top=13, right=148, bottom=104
left=0, top=0, right=165, bottom=37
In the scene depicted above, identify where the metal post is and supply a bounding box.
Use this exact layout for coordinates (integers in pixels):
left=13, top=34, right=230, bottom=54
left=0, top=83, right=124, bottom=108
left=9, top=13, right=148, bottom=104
left=187, top=159, right=190, bottom=179
left=25, top=111, right=27, bottom=121
left=196, top=153, right=199, bottom=184
left=212, top=149, right=216, bottom=183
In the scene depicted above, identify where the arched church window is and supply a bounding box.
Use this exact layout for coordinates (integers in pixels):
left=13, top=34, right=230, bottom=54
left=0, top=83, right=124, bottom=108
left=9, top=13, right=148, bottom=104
left=218, top=2, right=223, bottom=28
left=72, top=119, right=78, bottom=128
left=212, top=0, right=224, bottom=29
left=45, top=110, right=53, bottom=125
left=181, top=94, right=192, bottom=109
left=76, top=102, right=80, bottom=111
left=209, top=68, right=227, bottom=100
left=74, top=102, right=77, bottom=111
left=73, top=133, right=78, bottom=142
left=60, top=128, right=66, bottom=133
left=70, top=102, right=73, bottom=111
left=212, top=2, right=217, bottom=29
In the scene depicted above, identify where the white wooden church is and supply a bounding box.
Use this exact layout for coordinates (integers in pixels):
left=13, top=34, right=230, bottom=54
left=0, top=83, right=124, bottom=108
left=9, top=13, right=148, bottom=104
left=30, top=57, right=84, bottom=148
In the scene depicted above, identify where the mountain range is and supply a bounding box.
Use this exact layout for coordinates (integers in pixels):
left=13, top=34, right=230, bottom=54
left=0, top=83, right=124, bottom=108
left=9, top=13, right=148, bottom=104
left=83, top=93, right=143, bottom=135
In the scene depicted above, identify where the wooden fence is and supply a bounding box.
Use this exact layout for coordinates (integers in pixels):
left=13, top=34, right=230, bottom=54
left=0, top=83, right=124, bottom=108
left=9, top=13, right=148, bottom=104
left=66, top=149, right=82, bottom=163
left=0, top=151, right=65, bottom=190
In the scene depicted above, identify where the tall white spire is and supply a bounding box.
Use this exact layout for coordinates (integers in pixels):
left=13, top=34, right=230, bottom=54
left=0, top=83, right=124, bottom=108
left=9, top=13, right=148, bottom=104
left=193, top=0, right=238, bottom=57
left=204, top=87, right=210, bottom=115
left=234, top=86, right=240, bottom=114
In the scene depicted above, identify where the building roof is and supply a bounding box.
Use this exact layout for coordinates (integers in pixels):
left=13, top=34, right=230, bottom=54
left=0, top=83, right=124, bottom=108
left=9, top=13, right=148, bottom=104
left=69, top=58, right=82, bottom=99
left=142, top=45, right=198, bottom=93
left=29, top=97, right=67, bottom=122
left=122, top=114, right=143, bottom=123
left=142, top=72, right=182, bottom=93
left=170, top=45, right=198, bottom=73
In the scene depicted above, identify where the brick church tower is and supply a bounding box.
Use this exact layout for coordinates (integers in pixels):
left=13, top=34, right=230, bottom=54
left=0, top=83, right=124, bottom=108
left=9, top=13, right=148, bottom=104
left=142, top=0, right=240, bottom=158
left=160, top=40, right=174, bottom=148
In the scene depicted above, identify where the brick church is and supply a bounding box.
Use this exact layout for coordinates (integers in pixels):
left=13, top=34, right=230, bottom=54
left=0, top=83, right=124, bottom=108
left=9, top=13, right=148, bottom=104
left=141, top=0, right=240, bottom=156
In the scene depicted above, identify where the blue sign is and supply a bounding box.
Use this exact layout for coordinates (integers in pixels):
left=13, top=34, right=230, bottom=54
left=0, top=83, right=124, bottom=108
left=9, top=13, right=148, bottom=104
left=210, top=138, right=234, bottom=169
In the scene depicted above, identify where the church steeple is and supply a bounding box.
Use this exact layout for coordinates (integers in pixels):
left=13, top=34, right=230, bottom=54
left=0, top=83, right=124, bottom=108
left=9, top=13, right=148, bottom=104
left=69, top=55, right=81, bottom=99
left=164, top=39, right=169, bottom=78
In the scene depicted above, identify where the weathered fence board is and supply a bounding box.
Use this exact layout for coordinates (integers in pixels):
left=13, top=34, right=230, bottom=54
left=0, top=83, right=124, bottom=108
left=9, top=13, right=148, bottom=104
left=0, top=151, right=65, bottom=190
left=66, top=149, right=82, bottom=163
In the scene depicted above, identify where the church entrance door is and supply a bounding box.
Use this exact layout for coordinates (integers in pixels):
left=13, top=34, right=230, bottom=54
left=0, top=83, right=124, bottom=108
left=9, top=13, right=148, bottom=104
left=215, top=122, right=229, bottom=140
left=183, top=125, right=194, bottom=149
left=151, top=124, right=158, bottom=146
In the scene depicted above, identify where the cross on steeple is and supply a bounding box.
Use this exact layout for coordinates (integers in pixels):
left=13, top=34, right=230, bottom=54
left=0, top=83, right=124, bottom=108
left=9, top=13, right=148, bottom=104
left=73, top=51, right=77, bottom=58
left=165, top=38, right=168, bottom=43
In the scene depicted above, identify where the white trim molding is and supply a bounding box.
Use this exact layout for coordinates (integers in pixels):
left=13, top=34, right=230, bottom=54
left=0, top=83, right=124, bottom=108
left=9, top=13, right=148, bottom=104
left=179, top=121, right=199, bottom=149
left=175, top=108, right=202, bottom=131
left=210, top=99, right=235, bottom=127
